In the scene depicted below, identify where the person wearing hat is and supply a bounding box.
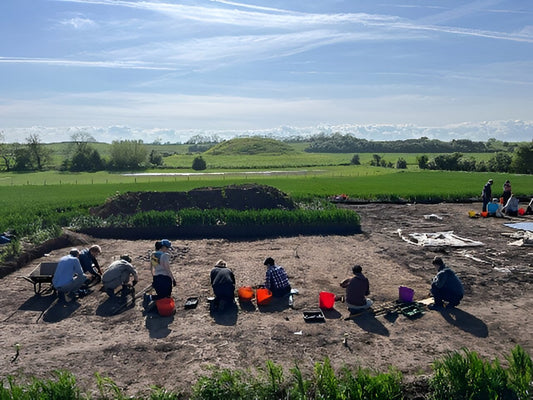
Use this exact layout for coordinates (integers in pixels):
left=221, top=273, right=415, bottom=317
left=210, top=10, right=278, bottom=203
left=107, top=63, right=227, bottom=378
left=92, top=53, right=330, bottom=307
left=263, top=257, right=291, bottom=297
left=429, top=256, right=464, bottom=309
left=52, top=248, right=90, bottom=302
left=102, top=254, right=138, bottom=297
left=340, top=265, right=373, bottom=311
left=481, top=179, right=493, bottom=212
left=144, top=240, right=176, bottom=307
left=210, top=259, right=236, bottom=309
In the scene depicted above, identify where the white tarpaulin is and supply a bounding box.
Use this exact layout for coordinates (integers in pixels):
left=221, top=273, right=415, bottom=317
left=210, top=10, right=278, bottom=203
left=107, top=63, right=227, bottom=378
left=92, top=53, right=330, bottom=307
left=504, top=222, right=533, bottom=232
left=397, top=230, right=484, bottom=247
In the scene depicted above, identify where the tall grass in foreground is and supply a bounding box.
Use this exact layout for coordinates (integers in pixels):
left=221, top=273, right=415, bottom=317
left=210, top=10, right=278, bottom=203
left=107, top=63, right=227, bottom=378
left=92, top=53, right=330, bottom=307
left=429, top=345, right=533, bottom=400
left=0, top=347, right=531, bottom=399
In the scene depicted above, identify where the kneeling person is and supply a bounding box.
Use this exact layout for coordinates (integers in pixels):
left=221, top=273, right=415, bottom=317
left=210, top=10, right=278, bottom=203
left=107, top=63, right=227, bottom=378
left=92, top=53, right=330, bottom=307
left=52, top=248, right=90, bottom=302
left=210, top=259, right=236, bottom=309
left=102, top=254, right=138, bottom=297
left=263, top=257, right=291, bottom=297
left=430, top=256, right=464, bottom=309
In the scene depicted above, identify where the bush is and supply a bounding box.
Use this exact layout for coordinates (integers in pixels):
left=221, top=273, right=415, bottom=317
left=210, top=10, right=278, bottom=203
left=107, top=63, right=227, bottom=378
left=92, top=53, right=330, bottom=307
left=192, top=156, right=207, bottom=171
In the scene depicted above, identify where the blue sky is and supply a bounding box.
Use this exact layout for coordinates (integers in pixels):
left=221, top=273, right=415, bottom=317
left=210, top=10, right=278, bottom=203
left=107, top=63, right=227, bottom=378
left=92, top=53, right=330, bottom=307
left=1, top=0, right=532, bottom=143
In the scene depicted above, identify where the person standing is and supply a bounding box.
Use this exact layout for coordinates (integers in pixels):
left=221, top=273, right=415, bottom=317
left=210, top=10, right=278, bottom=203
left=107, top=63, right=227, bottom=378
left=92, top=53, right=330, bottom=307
left=430, top=256, right=464, bottom=309
left=501, top=180, right=512, bottom=205
left=52, top=248, right=89, bottom=302
left=144, top=239, right=176, bottom=307
left=340, top=265, right=372, bottom=311
left=481, top=179, right=493, bottom=212
left=102, top=254, right=138, bottom=297
left=263, top=257, right=291, bottom=297
left=79, top=245, right=103, bottom=283
left=210, top=259, right=236, bottom=309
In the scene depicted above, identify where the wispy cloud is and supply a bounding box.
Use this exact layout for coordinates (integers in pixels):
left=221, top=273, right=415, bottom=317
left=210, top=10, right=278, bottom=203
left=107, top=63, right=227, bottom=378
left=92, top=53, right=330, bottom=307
left=59, top=16, right=97, bottom=29
left=52, top=0, right=533, bottom=44
left=0, top=57, right=174, bottom=70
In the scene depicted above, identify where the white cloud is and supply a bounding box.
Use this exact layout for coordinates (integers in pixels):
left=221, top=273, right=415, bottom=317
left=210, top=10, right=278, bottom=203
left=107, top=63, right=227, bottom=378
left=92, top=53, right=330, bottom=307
left=59, top=16, right=97, bottom=29
left=3, top=120, right=532, bottom=144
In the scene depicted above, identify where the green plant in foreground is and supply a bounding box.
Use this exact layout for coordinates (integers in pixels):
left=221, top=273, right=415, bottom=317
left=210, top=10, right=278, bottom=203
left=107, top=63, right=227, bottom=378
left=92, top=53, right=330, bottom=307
left=0, top=371, right=82, bottom=400
left=429, top=345, right=532, bottom=400
left=95, top=372, right=129, bottom=400
left=506, top=345, right=533, bottom=399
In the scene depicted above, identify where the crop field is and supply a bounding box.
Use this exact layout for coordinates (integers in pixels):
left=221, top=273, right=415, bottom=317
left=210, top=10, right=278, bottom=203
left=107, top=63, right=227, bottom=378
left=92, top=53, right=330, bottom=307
left=1, top=168, right=531, bottom=240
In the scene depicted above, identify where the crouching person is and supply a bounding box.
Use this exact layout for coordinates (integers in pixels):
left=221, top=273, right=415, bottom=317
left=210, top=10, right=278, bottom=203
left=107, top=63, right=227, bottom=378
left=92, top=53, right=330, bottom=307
left=210, top=259, right=236, bottom=310
left=430, top=256, right=464, bottom=309
left=52, top=248, right=90, bottom=303
left=102, top=254, right=138, bottom=297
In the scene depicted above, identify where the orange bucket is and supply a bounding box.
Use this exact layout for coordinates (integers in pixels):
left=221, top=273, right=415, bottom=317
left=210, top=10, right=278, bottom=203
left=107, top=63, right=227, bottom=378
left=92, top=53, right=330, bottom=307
left=480, top=211, right=488, bottom=217
left=238, top=286, right=254, bottom=302
left=256, top=288, right=273, bottom=305
left=155, top=297, right=175, bottom=316
left=319, top=291, right=335, bottom=309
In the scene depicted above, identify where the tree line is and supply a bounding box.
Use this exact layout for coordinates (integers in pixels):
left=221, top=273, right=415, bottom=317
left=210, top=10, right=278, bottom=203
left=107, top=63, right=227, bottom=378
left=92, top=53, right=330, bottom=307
left=0, top=131, right=531, bottom=174
left=305, top=132, right=516, bottom=153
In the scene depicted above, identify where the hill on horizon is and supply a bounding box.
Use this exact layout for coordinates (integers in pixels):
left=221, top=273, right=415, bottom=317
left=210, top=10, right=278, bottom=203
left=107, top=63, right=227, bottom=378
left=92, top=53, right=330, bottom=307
left=204, top=137, right=296, bottom=155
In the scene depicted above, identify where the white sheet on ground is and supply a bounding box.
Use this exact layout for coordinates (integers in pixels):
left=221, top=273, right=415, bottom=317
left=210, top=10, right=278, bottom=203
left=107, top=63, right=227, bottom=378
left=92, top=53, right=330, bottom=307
left=397, top=230, right=484, bottom=247
left=504, top=222, right=533, bottom=232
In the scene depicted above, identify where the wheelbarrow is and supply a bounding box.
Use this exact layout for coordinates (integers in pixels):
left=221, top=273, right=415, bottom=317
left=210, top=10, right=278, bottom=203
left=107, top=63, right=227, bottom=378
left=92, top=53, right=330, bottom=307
left=20, top=262, right=58, bottom=294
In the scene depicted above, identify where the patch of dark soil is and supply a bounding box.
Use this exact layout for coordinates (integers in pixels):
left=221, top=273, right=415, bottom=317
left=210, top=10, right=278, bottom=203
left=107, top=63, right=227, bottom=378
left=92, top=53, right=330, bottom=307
left=90, top=184, right=296, bottom=218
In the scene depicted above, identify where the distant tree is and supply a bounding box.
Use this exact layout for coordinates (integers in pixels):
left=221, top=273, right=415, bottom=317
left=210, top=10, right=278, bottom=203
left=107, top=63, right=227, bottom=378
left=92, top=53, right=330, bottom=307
left=475, top=160, right=488, bottom=172
left=0, top=132, right=16, bottom=171
left=88, top=149, right=105, bottom=170
left=192, top=156, right=207, bottom=171
left=370, top=154, right=382, bottom=167
left=417, top=155, right=429, bottom=169
left=431, top=153, right=463, bottom=171
left=70, top=148, right=104, bottom=171
left=396, top=158, right=407, bottom=169
left=510, top=142, right=533, bottom=174
left=67, top=133, right=103, bottom=172
left=350, top=154, right=360, bottom=165
left=13, top=147, right=33, bottom=171
left=149, top=150, right=163, bottom=166
left=458, top=157, right=477, bottom=172
left=26, top=134, right=50, bottom=170
left=186, top=134, right=221, bottom=144
left=109, top=140, right=148, bottom=170
left=487, top=152, right=512, bottom=172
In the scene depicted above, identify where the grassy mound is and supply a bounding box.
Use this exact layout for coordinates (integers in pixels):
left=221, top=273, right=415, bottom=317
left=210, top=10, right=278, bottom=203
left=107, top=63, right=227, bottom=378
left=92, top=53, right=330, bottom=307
left=204, top=137, right=295, bottom=155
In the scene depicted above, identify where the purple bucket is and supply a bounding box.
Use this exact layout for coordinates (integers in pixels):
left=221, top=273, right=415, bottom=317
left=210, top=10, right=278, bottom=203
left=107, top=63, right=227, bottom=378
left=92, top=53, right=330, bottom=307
left=399, top=286, right=414, bottom=302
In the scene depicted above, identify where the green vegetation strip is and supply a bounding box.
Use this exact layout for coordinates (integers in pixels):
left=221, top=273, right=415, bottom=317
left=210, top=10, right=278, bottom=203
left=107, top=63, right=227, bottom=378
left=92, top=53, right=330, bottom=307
left=1, top=346, right=530, bottom=399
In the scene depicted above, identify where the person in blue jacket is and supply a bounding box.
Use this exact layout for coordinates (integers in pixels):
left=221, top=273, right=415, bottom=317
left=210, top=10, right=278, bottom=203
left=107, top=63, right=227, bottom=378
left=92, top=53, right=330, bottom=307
left=430, top=256, right=464, bottom=309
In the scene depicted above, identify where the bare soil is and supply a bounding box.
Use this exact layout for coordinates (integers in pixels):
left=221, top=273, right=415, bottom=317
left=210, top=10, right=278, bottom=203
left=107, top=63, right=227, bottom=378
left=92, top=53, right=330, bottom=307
left=1, top=202, right=532, bottom=398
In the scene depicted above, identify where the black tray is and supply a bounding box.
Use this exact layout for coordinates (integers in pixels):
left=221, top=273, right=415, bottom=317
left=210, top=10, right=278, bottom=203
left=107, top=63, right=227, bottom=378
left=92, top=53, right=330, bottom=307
left=184, top=297, right=199, bottom=309
left=303, top=310, right=325, bottom=323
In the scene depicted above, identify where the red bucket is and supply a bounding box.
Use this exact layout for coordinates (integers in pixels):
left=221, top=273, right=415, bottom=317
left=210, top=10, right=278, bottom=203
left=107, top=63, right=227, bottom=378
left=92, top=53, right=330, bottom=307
left=155, top=297, right=175, bottom=316
left=319, top=291, right=335, bottom=309
left=256, top=288, right=273, bottom=305
left=238, top=286, right=254, bottom=302
left=399, top=286, right=414, bottom=302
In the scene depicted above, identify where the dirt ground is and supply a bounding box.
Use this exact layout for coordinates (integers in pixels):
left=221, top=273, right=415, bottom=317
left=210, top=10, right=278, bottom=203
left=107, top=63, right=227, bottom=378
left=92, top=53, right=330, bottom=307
left=0, top=202, right=532, bottom=398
